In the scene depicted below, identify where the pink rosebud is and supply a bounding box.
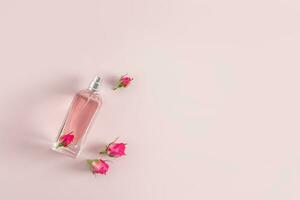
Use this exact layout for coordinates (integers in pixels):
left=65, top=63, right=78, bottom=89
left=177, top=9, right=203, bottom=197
left=107, top=143, right=126, bottom=157
left=87, top=159, right=109, bottom=175
left=113, top=75, right=133, bottom=90
left=100, top=138, right=126, bottom=158
left=57, top=132, right=74, bottom=148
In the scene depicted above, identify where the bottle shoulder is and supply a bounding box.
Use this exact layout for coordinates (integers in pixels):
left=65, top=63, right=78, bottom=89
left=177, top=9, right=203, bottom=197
left=76, top=89, right=102, bottom=103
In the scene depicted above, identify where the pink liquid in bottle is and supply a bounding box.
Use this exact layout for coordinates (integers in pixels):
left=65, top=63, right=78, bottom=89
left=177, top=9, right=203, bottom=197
left=53, top=76, right=102, bottom=158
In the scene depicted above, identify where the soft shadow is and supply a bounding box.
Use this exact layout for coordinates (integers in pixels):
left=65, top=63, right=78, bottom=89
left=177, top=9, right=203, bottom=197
left=67, top=159, right=90, bottom=172
left=85, top=142, right=107, bottom=154
left=104, top=74, right=119, bottom=89
left=2, top=75, right=80, bottom=160
left=1, top=74, right=115, bottom=175
left=47, top=76, right=80, bottom=95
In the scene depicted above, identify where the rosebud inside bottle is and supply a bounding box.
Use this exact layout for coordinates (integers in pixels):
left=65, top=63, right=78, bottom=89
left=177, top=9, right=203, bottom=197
left=52, top=76, right=103, bottom=158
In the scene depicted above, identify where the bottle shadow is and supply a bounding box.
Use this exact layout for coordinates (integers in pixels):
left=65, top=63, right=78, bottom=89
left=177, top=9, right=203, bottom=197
left=2, top=76, right=80, bottom=163
left=2, top=75, right=115, bottom=174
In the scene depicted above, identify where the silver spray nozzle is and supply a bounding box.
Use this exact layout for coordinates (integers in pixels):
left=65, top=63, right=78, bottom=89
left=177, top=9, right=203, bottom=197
left=88, top=76, right=102, bottom=92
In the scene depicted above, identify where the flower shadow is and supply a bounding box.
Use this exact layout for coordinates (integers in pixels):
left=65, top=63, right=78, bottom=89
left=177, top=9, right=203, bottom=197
left=103, top=74, right=118, bottom=89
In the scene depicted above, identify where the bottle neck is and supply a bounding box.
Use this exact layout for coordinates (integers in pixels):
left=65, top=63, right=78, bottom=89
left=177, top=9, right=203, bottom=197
left=88, top=87, right=98, bottom=92
left=88, top=76, right=101, bottom=92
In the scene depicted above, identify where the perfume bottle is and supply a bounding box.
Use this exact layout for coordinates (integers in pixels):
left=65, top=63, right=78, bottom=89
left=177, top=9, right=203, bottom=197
left=53, top=76, right=103, bottom=158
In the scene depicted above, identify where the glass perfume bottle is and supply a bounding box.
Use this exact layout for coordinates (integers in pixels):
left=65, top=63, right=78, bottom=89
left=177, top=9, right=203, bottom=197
left=52, top=76, right=103, bottom=158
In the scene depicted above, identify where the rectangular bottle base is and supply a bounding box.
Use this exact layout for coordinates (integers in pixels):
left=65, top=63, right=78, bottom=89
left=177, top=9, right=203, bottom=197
left=51, top=143, right=81, bottom=159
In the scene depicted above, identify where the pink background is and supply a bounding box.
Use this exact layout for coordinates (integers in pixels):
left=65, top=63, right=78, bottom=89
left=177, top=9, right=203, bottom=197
left=0, top=1, right=299, bottom=199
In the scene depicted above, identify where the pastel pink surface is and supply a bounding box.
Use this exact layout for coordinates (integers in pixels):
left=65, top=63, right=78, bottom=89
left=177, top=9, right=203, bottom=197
left=0, top=1, right=299, bottom=200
